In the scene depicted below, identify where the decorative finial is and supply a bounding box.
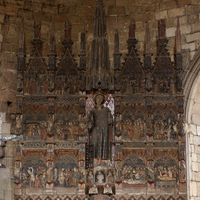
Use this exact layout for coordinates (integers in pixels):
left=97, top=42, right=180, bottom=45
left=145, top=20, right=150, bottom=53
left=129, top=19, right=136, bottom=39
left=34, top=20, right=41, bottom=39
left=176, top=17, right=181, bottom=53
left=81, top=19, right=85, bottom=51
left=50, top=17, right=55, bottom=53
left=158, top=19, right=166, bottom=39
left=19, top=18, right=24, bottom=51
left=115, top=16, right=118, bottom=30
left=65, top=20, right=71, bottom=40
left=82, top=19, right=85, bottom=32
left=114, top=29, right=119, bottom=53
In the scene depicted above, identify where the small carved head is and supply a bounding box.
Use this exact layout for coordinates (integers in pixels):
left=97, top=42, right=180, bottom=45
left=95, top=93, right=105, bottom=105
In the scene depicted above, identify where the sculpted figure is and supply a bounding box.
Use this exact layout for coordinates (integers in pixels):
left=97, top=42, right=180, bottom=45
left=16, top=115, right=22, bottom=135
left=97, top=171, right=104, bottom=184
left=21, top=169, right=28, bottom=187
left=59, top=168, right=65, bottom=187
left=103, top=184, right=113, bottom=194
left=89, top=184, right=98, bottom=194
left=88, top=93, right=112, bottom=160
left=88, top=170, right=94, bottom=184
left=47, top=164, right=54, bottom=184
left=107, top=171, right=114, bottom=184
left=27, top=167, right=35, bottom=187
left=146, top=69, right=153, bottom=92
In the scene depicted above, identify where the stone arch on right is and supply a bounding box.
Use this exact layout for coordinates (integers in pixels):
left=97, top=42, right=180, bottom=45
left=184, top=49, right=200, bottom=199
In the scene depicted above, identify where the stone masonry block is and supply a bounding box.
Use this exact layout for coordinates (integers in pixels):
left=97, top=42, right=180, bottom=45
left=168, top=7, right=185, bottom=18
left=197, top=126, right=200, bottom=136
left=194, top=4, right=200, bottom=13
left=135, top=31, right=145, bottom=41
left=182, top=42, right=195, bottom=51
left=178, top=0, right=192, bottom=5
left=192, top=114, right=200, bottom=126
left=188, top=14, right=199, bottom=24
left=0, top=13, right=4, bottom=23
left=192, top=161, right=199, bottom=172
left=192, top=23, right=200, bottom=33
left=180, top=24, right=191, bottom=34
left=166, top=27, right=176, bottom=37
left=42, top=4, right=58, bottom=15
left=116, top=0, right=132, bottom=6
left=195, top=145, right=200, bottom=154
left=192, top=152, right=197, bottom=162
left=1, top=122, right=10, bottom=134
left=0, top=112, right=6, bottom=123
left=108, top=6, right=125, bottom=15
left=0, top=189, right=5, bottom=199
left=190, top=51, right=196, bottom=60
left=197, top=154, right=200, bottom=162
left=191, top=181, right=197, bottom=196
left=186, top=5, right=193, bottom=14
left=179, top=16, right=187, bottom=25
left=0, top=168, right=10, bottom=179
left=193, top=135, right=200, bottom=145
left=194, top=172, right=200, bottom=181
left=5, top=189, right=14, bottom=200
left=155, top=10, right=168, bottom=20
left=159, top=0, right=176, bottom=10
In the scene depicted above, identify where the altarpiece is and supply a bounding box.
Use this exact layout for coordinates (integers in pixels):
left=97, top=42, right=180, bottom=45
left=12, top=1, right=186, bottom=200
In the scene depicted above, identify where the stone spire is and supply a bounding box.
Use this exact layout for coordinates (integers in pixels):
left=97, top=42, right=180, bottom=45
left=50, top=17, right=55, bottom=54
left=19, top=18, right=24, bottom=53
left=129, top=18, right=136, bottom=39
left=89, top=0, right=112, bottom=91
left=64, top=20, right=71, bottom=40
left=79, top=19, right=86, bottom=92
left=176, top=17, right=181, bottom=53
left=144, top=20, right=152, bottom=71
left=48, top=18, right=56, bottom=72
left=158, top=19, right=166, bottom=40
left=17, top=18, right=25, bottom=94
left=127, top=18, right=137, bottom=52
left=34, top=20, right=41, bottom=40
left=63, top=20, right=73, bottom=48
left=145, top=20, right=150, bottom=54
left=94, top=0, right=106, bottom=38
left=114, top=29, right=119, bottom=53
left=80, top=19, right=86, bottom=54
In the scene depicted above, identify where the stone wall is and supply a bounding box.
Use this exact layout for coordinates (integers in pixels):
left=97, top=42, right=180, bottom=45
left=1, top=0, right=200, bottom=118
left=185, top=123, right=200, bottom=200
left=1, top=0, right=200, bottom=199
left=0, top=113, right=14, bottom=200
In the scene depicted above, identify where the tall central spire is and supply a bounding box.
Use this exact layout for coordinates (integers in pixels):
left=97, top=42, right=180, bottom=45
left=94, top=0, right=106, bottom=38
left=89, top=0, right=113, bottom=91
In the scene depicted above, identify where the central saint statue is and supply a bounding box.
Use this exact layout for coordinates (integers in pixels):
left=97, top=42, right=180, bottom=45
left=88, top=93, right=112, bottom=160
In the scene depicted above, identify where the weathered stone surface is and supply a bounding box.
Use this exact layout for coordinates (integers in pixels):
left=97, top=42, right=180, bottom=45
left=168, top=7, right=185, bottom=18
left=159, top=0, right=176, bottom=10
left=116, top=0, right=132, bottom=6
left=180, top=24, right=191, bottom=34
left=178, top=0, right=192, bottom=5
left=166, top=27, right=176, bottom=37
left=0, top=168, right=10, bottom=179
left=182, top=42, right=195, bottom=51
left=188, top=14, right=199, bottom=24
left=155, top=10, right=168, bottom=20
left=186, top=32, right=200, bottom=43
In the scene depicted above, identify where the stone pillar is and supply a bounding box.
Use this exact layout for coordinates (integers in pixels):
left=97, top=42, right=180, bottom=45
left=185, top=123, right=200, bottom=199
left=0, top=112, right=15, bottom=200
